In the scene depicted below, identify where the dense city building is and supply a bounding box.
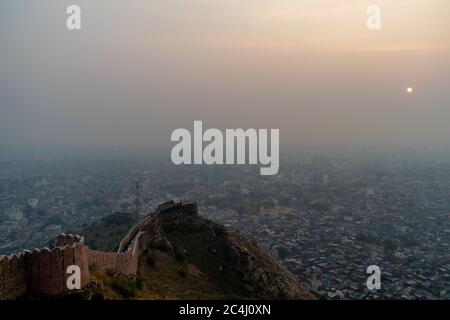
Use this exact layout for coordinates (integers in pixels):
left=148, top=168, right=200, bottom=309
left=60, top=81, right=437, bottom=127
left=1, top=149, right=449, bottom=299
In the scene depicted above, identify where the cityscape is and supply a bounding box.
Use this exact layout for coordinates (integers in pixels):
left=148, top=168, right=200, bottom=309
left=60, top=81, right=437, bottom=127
left=1, top=147, right=449, bottom=299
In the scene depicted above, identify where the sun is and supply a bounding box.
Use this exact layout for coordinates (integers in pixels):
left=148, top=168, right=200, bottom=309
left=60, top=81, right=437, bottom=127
left=406, top=87, right=414, bottom=94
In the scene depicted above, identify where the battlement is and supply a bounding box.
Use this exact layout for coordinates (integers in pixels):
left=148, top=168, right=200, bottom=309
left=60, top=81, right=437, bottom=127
left=0, top=252, right=27, bottom=300
left=56, top=233, right=84, bottom=247
left=0, top=200, right=197, bottom=300
left=0, top=236, right=89, bottom=299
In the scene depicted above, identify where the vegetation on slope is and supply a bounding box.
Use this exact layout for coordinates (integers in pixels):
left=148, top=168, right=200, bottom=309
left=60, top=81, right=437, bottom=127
left=72, top=212, right=136, bottom=251
left=77, top=209, right=312, bottom=300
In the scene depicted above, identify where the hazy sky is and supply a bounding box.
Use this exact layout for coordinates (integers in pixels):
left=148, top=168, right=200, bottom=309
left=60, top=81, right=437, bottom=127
left=1, top=0, right=449, bottom=152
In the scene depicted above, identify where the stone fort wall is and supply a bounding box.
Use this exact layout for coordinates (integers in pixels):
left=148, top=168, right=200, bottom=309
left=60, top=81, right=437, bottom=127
left=0, top=234, right=90, bottom=300
left=0, top=252, right=27, bottom=300
left=88, top=230, right=147, bottom=276
left=0, top=230, right=146, bottom=300
left=0, top=201, right=196, bottom=300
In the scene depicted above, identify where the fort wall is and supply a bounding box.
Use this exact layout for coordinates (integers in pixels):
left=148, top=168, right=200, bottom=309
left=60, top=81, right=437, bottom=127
left=0, top=201, right=196, bottom=300
left=0, top=229, right=146, bottom=299
left=0, top=252, right=27, bottom=300
left=88, top=230, right=146, bottom=275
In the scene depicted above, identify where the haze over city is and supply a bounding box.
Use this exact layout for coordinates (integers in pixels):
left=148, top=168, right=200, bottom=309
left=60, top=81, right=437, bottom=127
left=1, top=0, right=449, bottom=154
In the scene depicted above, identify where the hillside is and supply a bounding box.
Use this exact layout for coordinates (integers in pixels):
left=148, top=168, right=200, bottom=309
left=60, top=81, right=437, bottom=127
left=71, top=212, right=136, bottom=252
left=80, top=204, right=312, bottom=300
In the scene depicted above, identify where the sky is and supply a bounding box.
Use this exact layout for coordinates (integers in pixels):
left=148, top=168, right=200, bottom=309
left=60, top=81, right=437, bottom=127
left=0, top=0, right=449, bottom=153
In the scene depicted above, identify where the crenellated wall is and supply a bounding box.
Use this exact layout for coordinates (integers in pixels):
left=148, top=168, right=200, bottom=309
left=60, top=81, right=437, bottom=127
left=0, top=201, right=197, bottom=300
left=0, top=229, right=147, bottom=299
left=87, top=231, right=146, bottom=275
left=117, top=214, right=153, bottom=252
left=0, top=252, right=27, bottom=300
left=0, top=234, right=91, bottom=299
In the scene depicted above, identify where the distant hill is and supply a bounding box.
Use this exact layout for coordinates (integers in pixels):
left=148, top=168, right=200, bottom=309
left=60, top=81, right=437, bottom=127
left=71, top=212, right=136, bottom=252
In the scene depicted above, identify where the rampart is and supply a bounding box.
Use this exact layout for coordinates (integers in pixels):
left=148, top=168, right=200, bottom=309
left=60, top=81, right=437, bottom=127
left=88, top=230, right=146, bottom=275
left=0, top=200, right=197, bottom=300
left=0, top=234, right=90, bottom=299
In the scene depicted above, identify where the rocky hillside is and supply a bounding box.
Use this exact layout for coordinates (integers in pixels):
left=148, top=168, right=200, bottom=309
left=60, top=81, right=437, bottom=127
left=80, top=205, right=312, bottom=300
